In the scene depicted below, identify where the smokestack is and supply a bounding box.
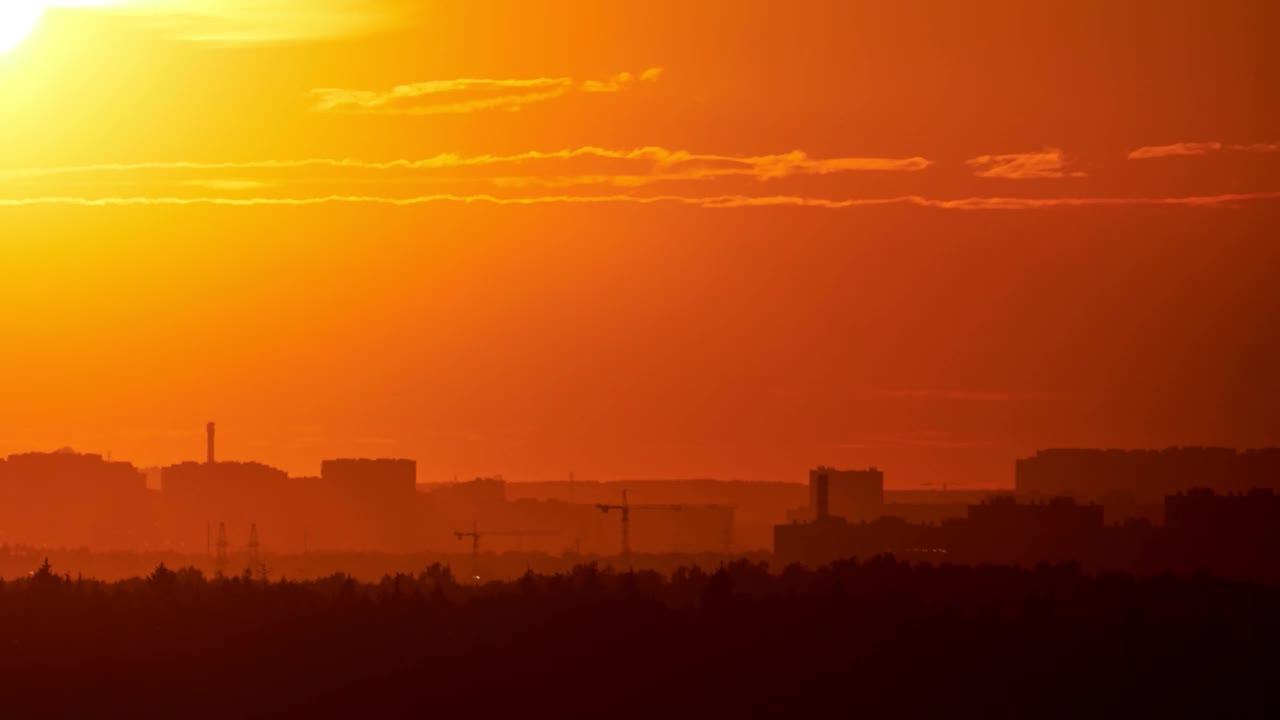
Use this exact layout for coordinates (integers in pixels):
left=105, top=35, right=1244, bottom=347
left=206, top=422, right=215, bottom=464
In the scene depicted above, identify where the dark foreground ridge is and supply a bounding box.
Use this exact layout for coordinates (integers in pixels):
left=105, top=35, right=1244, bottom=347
left=4, top=558, right=1275, bottom=719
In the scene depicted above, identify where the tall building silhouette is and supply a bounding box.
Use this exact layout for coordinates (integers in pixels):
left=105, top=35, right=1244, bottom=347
left=0, top=449, right=147, bottom=549
left=1016, top=447, right=1280, bottom=503
left=809, top=466, right=884, bottom=522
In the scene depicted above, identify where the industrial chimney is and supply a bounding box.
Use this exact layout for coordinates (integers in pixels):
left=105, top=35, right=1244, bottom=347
left=206, top=422, right=216, bottom=464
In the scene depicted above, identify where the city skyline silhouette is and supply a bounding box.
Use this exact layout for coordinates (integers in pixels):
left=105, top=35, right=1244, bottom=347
left=1, top=424, right=1277, bottom=582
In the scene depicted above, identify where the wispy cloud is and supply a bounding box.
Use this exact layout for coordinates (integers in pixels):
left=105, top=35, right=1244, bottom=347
left=1, top=148, right=1274, bottom=210
left=876, top=389, right=1050, bottom=402
left=1235, top=143, right=1280, bottom=153
left=1, top=191, right=1277, bottom=210
left=0, top=146, right=932, bottom=188
left=967, top=148, right=1085, bottom=179
left=1127, top=141, right=1280, bottom=160
left=695, top=191, right=1280, bottom=210
left=580, top=68, right=663, bottom=93
left=1127, top=142, right=1223, bottom=160
left=56, top=0, right=418, bottom=45
left=310, top=69, right=663, bottom=115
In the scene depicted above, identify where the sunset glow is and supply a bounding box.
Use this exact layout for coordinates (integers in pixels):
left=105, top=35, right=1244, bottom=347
left=0, top=2, right=43, bottom=54
left=0, top=0, right=1276, bottom=487
left=0, top=3, right=1278, bottom=717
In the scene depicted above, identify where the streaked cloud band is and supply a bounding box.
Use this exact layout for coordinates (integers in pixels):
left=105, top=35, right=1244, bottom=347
left=310, top=69, right=663, bottom=115
left=1, top=191, right=1276, bottom=210
left=1127, top=141, right=1280, bottom=160
left=0, top=146, right=933, bottom=188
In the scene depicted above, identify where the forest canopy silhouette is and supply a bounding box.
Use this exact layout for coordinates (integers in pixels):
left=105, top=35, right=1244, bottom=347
left=3, top=557, right=1274, bottom=718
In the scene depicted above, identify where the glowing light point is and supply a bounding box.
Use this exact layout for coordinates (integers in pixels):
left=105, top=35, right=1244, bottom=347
left=0, top=2, right=46, bottom=55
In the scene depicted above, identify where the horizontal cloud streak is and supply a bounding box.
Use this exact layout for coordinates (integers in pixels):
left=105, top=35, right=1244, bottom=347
left=1127, top=142, right=1223, bottom=159
left=0, top=147, right=932, bottom=187
left=1, top=191, right=1277, bottom=210
left=967, top=148, right=1085, bottom=179
left=1127, top=141, right=1280, bottom=160
left=310, top=69, right=662, bottom=115
left=697, top=191, right=1280, bottom=209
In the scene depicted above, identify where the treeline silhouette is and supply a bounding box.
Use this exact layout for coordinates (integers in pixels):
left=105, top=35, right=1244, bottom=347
left=2, top=558, right=1274, bottom=718
left=0, top=544, right=768, bottom=583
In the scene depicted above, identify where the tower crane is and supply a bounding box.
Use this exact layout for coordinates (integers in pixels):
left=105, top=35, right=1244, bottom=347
left=596, top=489, right=729, bottom=563
left=452, top=521, right=558, bottom=581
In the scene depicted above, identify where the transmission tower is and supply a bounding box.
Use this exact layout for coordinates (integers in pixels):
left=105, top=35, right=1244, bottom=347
left=215, top=522, right=229, bottom=576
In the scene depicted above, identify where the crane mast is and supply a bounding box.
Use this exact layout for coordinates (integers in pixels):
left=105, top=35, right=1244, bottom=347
left=596, top=489, right=728, bottom=565
left=452, top=521, right=557, bottom=581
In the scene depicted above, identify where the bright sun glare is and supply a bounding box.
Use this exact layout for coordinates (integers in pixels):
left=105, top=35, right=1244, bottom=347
left=0, top=1, right=45, bottom=55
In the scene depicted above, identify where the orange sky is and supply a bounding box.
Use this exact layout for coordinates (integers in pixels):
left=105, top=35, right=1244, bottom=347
left=0, top=0, right=1277, bottom=487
